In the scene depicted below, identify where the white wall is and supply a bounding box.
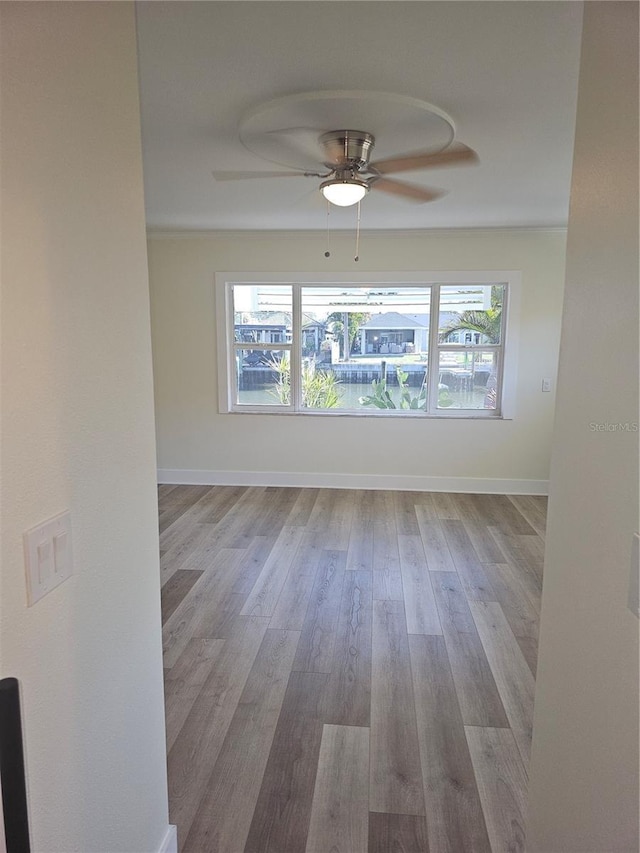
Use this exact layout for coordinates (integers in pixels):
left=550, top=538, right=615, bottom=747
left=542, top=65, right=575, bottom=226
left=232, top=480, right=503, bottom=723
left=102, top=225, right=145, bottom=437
left=148, top=229, right=565, bottom=492
left=527, top=3, right=639, bottom=850
left=0, top=4, right=170, bottom=851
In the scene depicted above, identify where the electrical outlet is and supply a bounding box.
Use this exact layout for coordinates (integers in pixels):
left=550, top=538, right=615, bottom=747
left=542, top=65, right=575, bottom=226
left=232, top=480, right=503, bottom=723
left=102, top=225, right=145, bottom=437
left=24, top=511, right=73, bottom=606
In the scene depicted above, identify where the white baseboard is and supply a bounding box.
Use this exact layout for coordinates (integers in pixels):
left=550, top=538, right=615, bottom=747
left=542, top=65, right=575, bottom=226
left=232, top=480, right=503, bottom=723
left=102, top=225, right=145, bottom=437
left=157, top=468, right=548, bottom=495
left=157, top=825, right=177, bottom=853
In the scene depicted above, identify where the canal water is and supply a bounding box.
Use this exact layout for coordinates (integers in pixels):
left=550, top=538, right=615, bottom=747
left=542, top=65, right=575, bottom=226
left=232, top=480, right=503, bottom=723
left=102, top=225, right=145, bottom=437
left=237, top=381, right=488, bottom=410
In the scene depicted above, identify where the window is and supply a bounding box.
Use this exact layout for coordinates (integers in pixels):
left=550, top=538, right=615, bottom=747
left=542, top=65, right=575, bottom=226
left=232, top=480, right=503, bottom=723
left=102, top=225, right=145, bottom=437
left=216, top=272, right=519, bottom=418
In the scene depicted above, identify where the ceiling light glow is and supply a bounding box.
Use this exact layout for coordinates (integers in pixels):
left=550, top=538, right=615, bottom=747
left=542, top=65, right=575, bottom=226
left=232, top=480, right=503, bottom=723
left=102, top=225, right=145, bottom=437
left=321, top=179, right=368, bottom=207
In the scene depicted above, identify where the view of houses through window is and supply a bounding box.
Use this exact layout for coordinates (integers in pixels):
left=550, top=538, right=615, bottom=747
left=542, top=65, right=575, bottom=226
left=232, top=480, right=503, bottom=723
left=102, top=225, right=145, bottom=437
left=228, top=281, right=506, bottom=416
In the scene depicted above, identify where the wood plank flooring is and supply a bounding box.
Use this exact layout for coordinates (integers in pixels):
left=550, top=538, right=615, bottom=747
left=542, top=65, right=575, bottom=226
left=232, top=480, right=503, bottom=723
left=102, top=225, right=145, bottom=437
left=159, top=485, right=546, bottom=853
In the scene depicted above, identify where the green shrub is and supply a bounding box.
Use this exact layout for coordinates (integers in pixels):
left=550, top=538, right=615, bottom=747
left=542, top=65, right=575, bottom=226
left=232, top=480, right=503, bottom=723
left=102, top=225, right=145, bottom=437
left=359, top=368, right=427, bottom=410
left=269, top=355, right=342, bottom=409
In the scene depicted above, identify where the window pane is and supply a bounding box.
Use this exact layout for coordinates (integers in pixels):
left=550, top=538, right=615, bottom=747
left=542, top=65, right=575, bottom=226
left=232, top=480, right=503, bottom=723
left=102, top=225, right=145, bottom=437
left=235, top=348, right=291, bottom=406
left=438, top=284, right=504, bottom=345
left=233, top=284, right=292, bottom=344
left=300, top=285, right=431, bottom=411
left=437, top=351, right=499, bottom=410
left=299, top=357, right=430, bottom=411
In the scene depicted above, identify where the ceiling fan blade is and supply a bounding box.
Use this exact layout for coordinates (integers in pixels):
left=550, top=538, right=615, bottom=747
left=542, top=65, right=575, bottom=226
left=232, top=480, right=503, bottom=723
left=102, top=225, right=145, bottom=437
left=212, top=169, right=310, bottom=182
left=369, top=177, right=446, bottom=203
left=369, top=142, right=478, bottom=176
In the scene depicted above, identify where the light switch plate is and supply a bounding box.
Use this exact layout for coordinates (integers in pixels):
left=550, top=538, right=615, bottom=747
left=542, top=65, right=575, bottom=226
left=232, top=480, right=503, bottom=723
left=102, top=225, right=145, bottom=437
left=628, top=532, right=640, bottom=618
left=24, top=511, right=73, bottom=606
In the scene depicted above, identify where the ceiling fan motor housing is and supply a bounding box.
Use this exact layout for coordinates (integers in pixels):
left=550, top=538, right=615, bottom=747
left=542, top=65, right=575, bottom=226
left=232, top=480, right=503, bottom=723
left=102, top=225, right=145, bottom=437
left=319, top=130, right=375, bottom=171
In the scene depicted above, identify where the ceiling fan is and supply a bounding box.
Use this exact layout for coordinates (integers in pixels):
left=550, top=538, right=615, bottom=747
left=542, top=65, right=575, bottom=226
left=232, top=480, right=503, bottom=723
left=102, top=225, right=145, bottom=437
left=212, top=130, right=478, bottom=207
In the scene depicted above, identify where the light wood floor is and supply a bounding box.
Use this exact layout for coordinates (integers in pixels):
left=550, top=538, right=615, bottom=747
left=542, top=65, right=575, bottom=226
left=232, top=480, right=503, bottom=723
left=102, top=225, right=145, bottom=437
left=159, top=485, right=546, bottom=853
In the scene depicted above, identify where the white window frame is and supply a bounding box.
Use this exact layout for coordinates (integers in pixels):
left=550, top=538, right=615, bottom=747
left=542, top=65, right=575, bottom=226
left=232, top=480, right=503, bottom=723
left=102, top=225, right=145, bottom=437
left=215, top=271, right=521, bottom=419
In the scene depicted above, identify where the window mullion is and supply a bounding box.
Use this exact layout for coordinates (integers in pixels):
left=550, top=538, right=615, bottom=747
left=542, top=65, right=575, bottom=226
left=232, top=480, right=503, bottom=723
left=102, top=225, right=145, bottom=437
left=427, top=283, right=441, bottom=414
left=232, top=342, right=291, bottom=351
left=493, top=284, right=509, bottom=417
left=438, top=344, right=502, bottom=352
left=226, top=282, right=237, bottom=411
left=492, top=349, right=503, bottom=416
left=291, top=284, right=302, bottom=411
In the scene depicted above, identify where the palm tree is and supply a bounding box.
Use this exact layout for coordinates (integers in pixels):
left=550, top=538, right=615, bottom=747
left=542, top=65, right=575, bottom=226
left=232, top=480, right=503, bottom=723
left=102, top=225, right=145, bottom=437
left=439, top=286, right=503, bottom=408
left=439, top=286, right=503, bottom=344
left=327, top=311, right=370, bottom=358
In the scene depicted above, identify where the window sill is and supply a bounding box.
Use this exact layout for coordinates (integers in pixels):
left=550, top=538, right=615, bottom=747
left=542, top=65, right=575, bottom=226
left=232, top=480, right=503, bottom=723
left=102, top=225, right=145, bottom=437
left=224, top=407, right=509, bottom=420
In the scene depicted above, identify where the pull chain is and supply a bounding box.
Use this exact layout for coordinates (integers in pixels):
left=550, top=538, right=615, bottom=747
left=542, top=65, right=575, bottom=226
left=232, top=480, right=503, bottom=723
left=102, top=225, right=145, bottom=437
left=324, top=199, right=331, bottom=258
left=354, top=200, right=361, bottom=262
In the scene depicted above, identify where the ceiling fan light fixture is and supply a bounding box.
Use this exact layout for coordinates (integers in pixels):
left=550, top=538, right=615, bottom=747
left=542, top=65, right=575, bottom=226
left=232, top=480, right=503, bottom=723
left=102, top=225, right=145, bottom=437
left=320, top=178, right=368, bottom=207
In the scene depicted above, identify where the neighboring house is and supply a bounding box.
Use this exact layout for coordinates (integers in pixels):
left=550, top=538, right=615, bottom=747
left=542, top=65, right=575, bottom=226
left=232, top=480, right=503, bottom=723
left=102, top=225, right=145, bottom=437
left=235, top=322, right=289, bottom=345
left=442, top=328, right=484, bottom=345
left=301, top=318, right=327, bottom=354
left=235, top=309, right=481, bottom=357
left=235, top=314, right=328, bottom=352
left=234, top=311, right=292, bottom=347
left=359, top=311, right=428, bottom=353
left=358, top=311, right=462, bottom=353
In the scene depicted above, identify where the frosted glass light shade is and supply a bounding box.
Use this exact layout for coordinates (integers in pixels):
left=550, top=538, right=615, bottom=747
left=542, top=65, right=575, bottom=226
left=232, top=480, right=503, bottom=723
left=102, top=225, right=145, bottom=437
left=321, top=179, right=368, bottom=207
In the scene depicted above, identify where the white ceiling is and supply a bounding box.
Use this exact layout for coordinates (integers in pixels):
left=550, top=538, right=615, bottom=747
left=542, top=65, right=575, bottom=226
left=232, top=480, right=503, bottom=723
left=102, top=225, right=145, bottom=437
left=136, top=1, right=583, bottom=232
